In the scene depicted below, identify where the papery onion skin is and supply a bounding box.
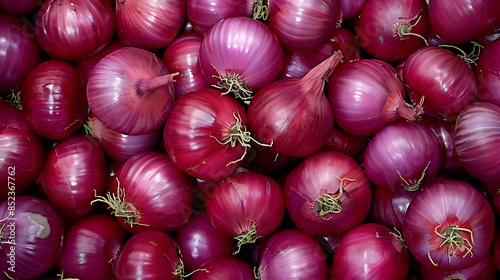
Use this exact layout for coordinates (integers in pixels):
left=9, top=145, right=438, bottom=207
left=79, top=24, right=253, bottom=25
left=258, top=229, right=328, bottom=280
left=403, top=181, right=495, bottom=271
left=454, top=102, right=500, bottom=182
left=420, top=251, right=497, bottom=280
left=0, top=11, right=41, bottom=95
left=403, top=46, right=477, bottom=120
left=428, top=0, right=500, bottom=45
left=330, top=223, right=409, bottom=280
left=284, top=151, right=372, bottom=237
left=163, top=88, right=248, bottom=181
left=190, top=256, right=255, bottom=280
left=475, top=38, right=500, bottom=107
left=0, top=196, right=64, bottom=279
left=87, top=47, right=175, bottom=135
left=56, top=214, right=128, bottom=280
left=268, top=0, right=342, bottom=53
left=35, top=0, right=115, bottom=61
left=115, top=0, right=185, bottom=51
left=0, top=0, right=41, bottom=14
left=76, top=39, right=124, bottom=83
left=355, top=0, right=430, bottom=62
left=38, top=135, right=106, bottom=217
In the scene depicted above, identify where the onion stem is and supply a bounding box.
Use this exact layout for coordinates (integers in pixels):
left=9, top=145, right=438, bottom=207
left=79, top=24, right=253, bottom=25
left=252, top=0, right=269, bottom=21
left=428, top=224, right=476, bottom=267
left=302, top=51, right=343, bottom=94
left=83, top=117, right=94, bottom=137
left=234, top=219, right=261, bottom=254
left=396, top=15, right=429, bottom=46
left=396, top=161, right=431, bottom=191
left=396, top=96, right=425, bottom=121
left=57, top=270, right=80, bottom=280
left=389, top=227, right=407, bottom=252
left=136, top=73, right=178, bottom=97
left=5, top=91, right=22, bottom=110
left=211, top=64, right=254, bottom=101
left=314, top=176, right=355, bottom=219
left=0, top=214, right=17, bottom=246
left=438, top=42, right=484, bottom=66
left=2, top=272, right=14, bottom=280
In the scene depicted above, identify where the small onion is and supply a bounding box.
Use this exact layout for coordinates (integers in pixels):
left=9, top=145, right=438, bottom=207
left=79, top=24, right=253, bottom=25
left=189, top=256, right=255, bottom=280
left=475, top=37, right=500, bottom=107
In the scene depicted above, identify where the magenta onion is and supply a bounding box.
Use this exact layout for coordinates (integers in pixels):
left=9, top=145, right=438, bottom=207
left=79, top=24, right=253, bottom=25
left=420, top=251, right=497, bottom=280
left=115, top=0, right=185, bottom=51
left=323, top=127, right=367, bottom=162
left=331, top=223, right=409, bottom=280
left=56, top=214, right=128, bottom=280
left=190, top=256, right=254, bottom=280
left=340, top=0, right=366, bottom=20
left=268, top=0, right=342, bottom=53
left=115, top=230, right=182, bottom=280
left=364, top=121, right=442, bottom=191
left=21, top=59, right=88, bottom=139
left=206, top=172, right=285, bottom=252
left=0, top=11, right=41, bottom=95
left=475, top=38, right=500, bottom=107
left=355, top=0, right=430, bottom=62
left=35, top=0, right=115, bottom=61
left=428, top=0, right=500, bottom=45
left=257, top=229, right=328, bottom=279
left=249, top=52, right=342, bottom=157
left=162, top=32, right=210, bottom=100
left=403, top=180, right=495, bottom=271
left=163, top=88, right=256, bottom=181
left=76, top=39, right=124, bottom=83
left=175, top=210, right=234, bottom=272
left=403, top=46, right=477, bottom=120
left=199, top=16, right=283, bottom=100
left=284, top=151, right=372, bottom=236
left=0, top=0, right=41, bottom=14
left=37, top=135, right=106, bottom=217
left=454, top=102, right=500, bottom=182
left=328, top=59, right=420, bottom=137
left=86, top=113, right=160, bottom=162
left=0, top=100, right=43, bottom=199
left=93, top=151, right=194, bottom=234
left=0, top=196, right=64, bottom=279
left=87, top=47, right=176, bottom=135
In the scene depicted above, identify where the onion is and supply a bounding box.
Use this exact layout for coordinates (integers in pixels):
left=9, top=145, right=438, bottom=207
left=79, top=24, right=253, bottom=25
left=420, top=251, right=497, bottom=280
left=323, top=127, right=368, bottom=163
left=257, top=229, right=328, bottom=279
left=475, top=38, right=500, bottom=107
left=284, top=151, right=372, bottom=236
left=455, top=102, right=500, bottom=182
left=76, top=39, right=124, bottom=83
left=0, top=11, right=41, bottom=95
left=268, top=0, right=342, bottom=53
left=0, top=0, right=41, bottom=14
left=199, top=16, right=283, bottom=101
left=92, top=151, right=194, bottom=233
left=115, top=230, right=182, bottom=280
left=175, top=210, right=234, bottom=272
left=248, top=52, right=342, bottom=157
left=355, top=0, right=430, bottom=62
left=190, top=256, right=255, bottom=280
left=56, top=214, right=128, bottom=280
left=206, top=172, right=285, bottom=253
left=428, top=0, right=500, bottom=45
left=35, top=0, right=115, bottom=61
left=403, top=47, right=477, bottom=120
left=37, top=135, right=107, bottom=217
left=162, top=32, right=210, bottom=100
left=87, top=47, right=176, bottom=135
left=330, top=223, right=409, bottom=280
left=403, top=180, right=495, bottom=271
left=495, top=229, right=500, bottom=272
left=21, top=59, right=88, bottom=139
left=115, top=0, right=185, bottom=51
left=340, top=0, right=366, bottom=20
left=0, top=196, right=64, bottom=279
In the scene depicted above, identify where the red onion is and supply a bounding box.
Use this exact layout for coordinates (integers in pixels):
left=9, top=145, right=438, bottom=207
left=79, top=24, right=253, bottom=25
left=35, top=0, right=115, bottom=61
left=92, top=151, right=194, bottom=233
left=476, top=23, right=500, bottom=46
left=86, top=113, right=160, bottom=162
left=0, top=11, right=41, bottom=95
left=206, top=172, right=285, bottom=253
left=476, top=38, right=500, bottom=107
left=87, top=47, right=176, bottom=135
left=0, top=100, right=43, bottom=199
left=0, top=0, right=41, bottom=14
left=403, top=180, right=495, bottom=271
left=268, top=0, right=342, bottom=53
left=355, top=0, right=430, bottom=62
left=76, top=39, right=124, bottom=83
left=284, top=151, right=372, bottom=236
left=175, top=210, right=234, bottom=272
left=37, top=135, right=106, bottom=217
left=199, top=16, right=283, bottom=100
left=330, top=223, right=409, bottom=280
left=115, top=230, right=182, bottom=279
left=455, top=102, right=500, bottom=182
left=186, top=0, right=254, bottom=35
left=323, top=127, right=368, bottom=163
left=328, top=59, right=420, bottom=137
left=403, top=47, right=477, bottom=120
left=0, top=196, right=64, bottom=279
left=248, top=52, right=342, bottom=157
left=257, top=229, right=328, bottom=279
left=190, top=256, right=254, bottom=280
left=115, top=0, right=185, bottom=51
left=56, top=214, right=128, bottom=280
left=21, top=59, right=88, bottom=139
left=420, top=251, right=497, bottom=280
left=428, top=0, right=500, bottom=45
left=162, top=32, right=210, bottom=100
left=163, top=88, right=256, bottom=181
left=340, top=0, right=366, bottom=20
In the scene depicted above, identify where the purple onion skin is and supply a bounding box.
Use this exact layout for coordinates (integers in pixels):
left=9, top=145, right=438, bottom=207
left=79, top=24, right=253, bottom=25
left=190, top=256, right=255, bottom=280
left=0, top=0, right=41, bottom=14
left=76, top=39, right=124, bottom=83
left=420, top=251, right=497, bottom=280
left=476, top=38, right=500, bottom=107
left=340, top=0, right=366, bottom=20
